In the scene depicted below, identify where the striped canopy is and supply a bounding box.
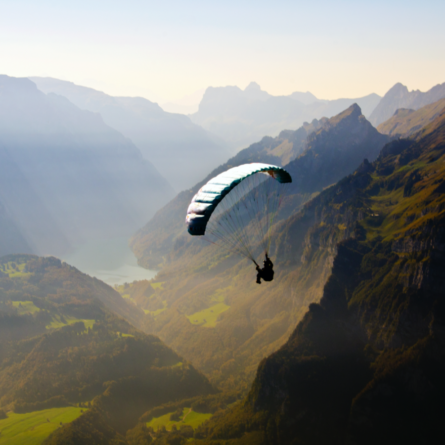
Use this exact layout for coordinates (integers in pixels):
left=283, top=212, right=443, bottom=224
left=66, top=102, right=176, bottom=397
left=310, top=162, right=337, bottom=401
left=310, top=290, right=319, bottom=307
left=186, top=163, right=292, bottom=235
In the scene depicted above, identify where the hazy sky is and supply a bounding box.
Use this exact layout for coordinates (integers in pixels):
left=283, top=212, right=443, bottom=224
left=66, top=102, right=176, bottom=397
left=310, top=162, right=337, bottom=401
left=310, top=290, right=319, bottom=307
left=1, top=0, right=444, bottom=103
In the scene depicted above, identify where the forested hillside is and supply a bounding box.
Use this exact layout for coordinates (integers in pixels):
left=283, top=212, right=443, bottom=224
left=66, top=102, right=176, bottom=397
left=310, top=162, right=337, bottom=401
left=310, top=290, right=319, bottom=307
left=30, top=77, right=228, bottom=191
left=0, top=254, right=215, bottom=442
left=0, top=75, right=174, bottom=256
left=187, top=104, right=445, bottom=445
left=126, top=105, right=390, bottom=390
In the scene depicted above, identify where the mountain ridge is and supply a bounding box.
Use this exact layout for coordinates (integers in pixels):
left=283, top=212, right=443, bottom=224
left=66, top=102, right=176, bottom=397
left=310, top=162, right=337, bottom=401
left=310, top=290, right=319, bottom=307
left=0, top=75, right=173, bottom=255
left=30, top=76, right=229, bottom=191
left=191, top=82, right=381, bottom=152
left=369, top=81, right=445, bottom=126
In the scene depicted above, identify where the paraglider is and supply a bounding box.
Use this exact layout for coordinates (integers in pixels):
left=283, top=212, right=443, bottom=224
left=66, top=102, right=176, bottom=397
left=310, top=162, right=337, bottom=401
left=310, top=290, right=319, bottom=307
left=256, top=253, right=274, bottom=284
left=185, top=163, right=292, bottom=283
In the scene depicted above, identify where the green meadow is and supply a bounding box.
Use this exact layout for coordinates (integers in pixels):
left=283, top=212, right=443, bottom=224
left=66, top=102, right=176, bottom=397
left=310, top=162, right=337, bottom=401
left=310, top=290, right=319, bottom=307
left=0, top=407, right=85, bottom=445
left=147, top=407, right=212, bottom=431
left=187, top=290, right=230, bottom=327
left=1, top=262, right=31, bottom=279
left=46, top=315, right=95, bottom=330
left=12, top=301, right=40, bottom=315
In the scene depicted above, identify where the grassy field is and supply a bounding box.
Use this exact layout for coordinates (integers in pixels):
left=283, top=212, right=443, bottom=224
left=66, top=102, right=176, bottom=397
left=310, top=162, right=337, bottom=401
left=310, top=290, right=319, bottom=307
left=187, top=290, right=230, bottom=327
left=147, top=407, right=212, bottom=431
left=0, top=407, right=85, bottom=445
left=1, top=262, right=31, bottom=279
left=150, top=281, right=164, bottom=290
left=12, top=301, right=40, bottom=315
left=46, top=315, right=95, bottom=330
left=187, top=303, right=230, bottom=327
left=144, top=303, right=167, bottom=318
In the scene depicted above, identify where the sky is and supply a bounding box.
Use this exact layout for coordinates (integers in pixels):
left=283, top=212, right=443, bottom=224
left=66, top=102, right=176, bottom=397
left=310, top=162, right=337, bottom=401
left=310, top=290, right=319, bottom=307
left=1, top=0, right=444, bottom=104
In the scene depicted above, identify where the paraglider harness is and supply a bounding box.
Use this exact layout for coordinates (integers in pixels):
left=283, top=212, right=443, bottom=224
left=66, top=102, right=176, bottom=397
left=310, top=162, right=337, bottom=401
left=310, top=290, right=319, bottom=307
left=255, top=253, right=274, bottom=284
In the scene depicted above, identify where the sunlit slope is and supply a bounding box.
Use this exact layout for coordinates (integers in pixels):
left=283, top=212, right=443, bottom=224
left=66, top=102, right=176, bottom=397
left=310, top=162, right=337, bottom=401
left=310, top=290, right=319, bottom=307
left=190, top=106, right=445, bottom=445
left=377, top=97, right=445, bottom=138
left=0, top=407, right=85, bottom=445
left=128, top=105, right=389, bottom=390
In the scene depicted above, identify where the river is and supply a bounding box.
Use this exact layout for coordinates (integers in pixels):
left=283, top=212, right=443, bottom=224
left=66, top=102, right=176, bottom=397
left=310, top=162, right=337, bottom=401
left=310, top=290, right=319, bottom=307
left=60, top=237, right=157, bottom=286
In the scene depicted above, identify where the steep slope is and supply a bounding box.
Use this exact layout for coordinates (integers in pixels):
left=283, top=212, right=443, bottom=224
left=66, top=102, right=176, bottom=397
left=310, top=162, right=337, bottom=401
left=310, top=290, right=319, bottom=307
left=0, top=75, right=173, bottom=255
left=128, top=105, right=389, bottom=390
left=369, top=81, right=445, bottom=126
left=192, top=108, right=445, bottom=445
left=191, top=81, right=380, bottom=151
left=377, top=97, right=445, bottom=137
left=30, top=77, right=228, bottom=191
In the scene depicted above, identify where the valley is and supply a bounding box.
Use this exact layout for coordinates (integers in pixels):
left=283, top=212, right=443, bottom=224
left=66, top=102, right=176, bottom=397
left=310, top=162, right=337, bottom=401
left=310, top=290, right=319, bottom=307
left=1, top=64, right=444, bottom=444
left=60, top=238, right=157, bottom=286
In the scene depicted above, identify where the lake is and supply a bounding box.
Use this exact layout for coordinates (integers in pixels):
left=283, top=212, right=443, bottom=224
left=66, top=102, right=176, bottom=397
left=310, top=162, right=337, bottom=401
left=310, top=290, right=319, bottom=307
left=61, top=237, right=157, bottom=286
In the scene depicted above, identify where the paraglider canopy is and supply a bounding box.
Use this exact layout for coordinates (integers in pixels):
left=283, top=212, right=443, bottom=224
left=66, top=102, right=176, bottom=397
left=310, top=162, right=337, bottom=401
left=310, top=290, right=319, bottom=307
left=186, top=163, right=292, bottom=236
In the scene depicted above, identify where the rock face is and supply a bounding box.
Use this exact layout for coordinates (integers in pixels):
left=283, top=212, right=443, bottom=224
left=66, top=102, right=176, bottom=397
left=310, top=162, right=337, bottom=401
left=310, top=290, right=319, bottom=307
left=0, top=75, right=173, bottom=255
left=369, top=81, right=445, bottom=126
left=191, top=82, right=380, bottom=152
left=30, top=77, right=229, bottom=191
left=194, top=107, right=445, bottom=445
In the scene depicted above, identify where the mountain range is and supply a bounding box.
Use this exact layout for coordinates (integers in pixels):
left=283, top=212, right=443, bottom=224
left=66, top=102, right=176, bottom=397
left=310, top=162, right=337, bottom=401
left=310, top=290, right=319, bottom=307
left=0, top=75, right=173, bottom=257
left=369, top=81, right=445, bottom=127
left=30, top=77, right=229, bottom=191
left=1, top=76, right=445, bottom=445
left=377, top=97, right=445, bottom=138
left=190, top=81, right=381, bottom=152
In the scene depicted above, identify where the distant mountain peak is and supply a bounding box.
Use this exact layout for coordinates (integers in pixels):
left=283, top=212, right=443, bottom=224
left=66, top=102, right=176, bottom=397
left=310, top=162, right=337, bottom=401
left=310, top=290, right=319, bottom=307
left=369, top=81, right=445, bottom=126
left=245, top=81, right=262, bottom=91
left=328, top=103, right=362, bottom=126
